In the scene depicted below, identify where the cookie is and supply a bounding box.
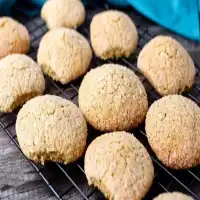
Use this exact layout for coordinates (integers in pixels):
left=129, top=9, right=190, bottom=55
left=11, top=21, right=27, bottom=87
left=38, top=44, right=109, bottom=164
left=146, top=95, right=200, bottom=169
left=41, top=0, right=85, bottom=29
left=153, top=192, right=193, bottom=200
left=16, top=95, right=87, bottom=165
left=90, top=10, right=138, bottom=60
left=37, top=28, right=92, bottom=84
left=0, top=54, right=45, bottom=113
left=85, top=131, right=154, bottom=200
left=138, top=36, right=195, bottom=96
left=0, top=17, right=30, bottom=59
left=79, top=64, right=148, bottom=131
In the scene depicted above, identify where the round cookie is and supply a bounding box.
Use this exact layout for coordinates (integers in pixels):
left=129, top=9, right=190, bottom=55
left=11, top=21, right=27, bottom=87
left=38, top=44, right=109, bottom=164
left=41, top=0, right=85, bottom=29
left=16, top=95, right=87, bottom=165
left=90, top=10, right=138, bottom=60
left=153, top=192, right=193, bottom=200
left=146, top=95, right=200, bottom=169
left=0, top=17, right=30, bottom=59
left=37, top=28, right=92, bottom=84
left=85, top=131, right=154, bottom=200
left=0, top=54, right=45, bottom=113
left=78, top=64, right=148, bottom=131
left=138, top=36, right=195, bottom=96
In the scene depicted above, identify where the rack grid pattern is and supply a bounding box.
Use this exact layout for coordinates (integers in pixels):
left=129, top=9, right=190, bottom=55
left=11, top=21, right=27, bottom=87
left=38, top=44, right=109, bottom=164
left=1, top=2, right=200, bottom=200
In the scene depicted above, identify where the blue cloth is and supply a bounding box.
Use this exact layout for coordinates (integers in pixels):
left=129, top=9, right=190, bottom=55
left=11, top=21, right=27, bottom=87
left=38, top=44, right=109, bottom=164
left=108, top=0, right=200, bottom=41
left=127, top=0, right=200, bottom=41
left=1, top=0, right=200, bottom=41
left=0, top=0, right=15, bottom=14
left=29, top=0, right=46, bottom=6
left=107, top=0, right=129, bottom=7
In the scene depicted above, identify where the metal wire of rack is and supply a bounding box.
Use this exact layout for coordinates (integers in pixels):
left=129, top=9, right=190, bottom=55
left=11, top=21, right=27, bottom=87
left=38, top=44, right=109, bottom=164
left=1, top=2, right=200, bottom=200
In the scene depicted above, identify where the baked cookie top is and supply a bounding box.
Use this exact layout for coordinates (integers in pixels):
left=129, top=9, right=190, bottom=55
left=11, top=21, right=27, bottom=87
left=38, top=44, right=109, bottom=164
left=0, top=17, right=30, bottom=59
left=85, top=131, right=154, bottom=200
left=138, top=36, right=195, bottom=96
left=90, top=10, right=138, bottom=59
left=37, top=28, right=92, bottom=84
left=146, top=95, right=200, bottom=169
left=0, top=54, right=45, bottom=112
left=16, top=95, right=87, bottom=165
left=79, top=64, right=148, bottom=131
left=41, top=0, right=85, bottom=29
left=153, top=192, right=193, bottom=200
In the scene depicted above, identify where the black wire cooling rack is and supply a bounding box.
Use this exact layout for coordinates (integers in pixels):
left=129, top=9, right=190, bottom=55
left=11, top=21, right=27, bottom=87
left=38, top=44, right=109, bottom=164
left=1, top=2, right=200, bottom=200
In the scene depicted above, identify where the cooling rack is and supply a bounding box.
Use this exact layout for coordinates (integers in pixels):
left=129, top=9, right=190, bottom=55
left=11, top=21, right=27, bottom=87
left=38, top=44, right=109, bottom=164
left=1, top=2, right=200, bottom=200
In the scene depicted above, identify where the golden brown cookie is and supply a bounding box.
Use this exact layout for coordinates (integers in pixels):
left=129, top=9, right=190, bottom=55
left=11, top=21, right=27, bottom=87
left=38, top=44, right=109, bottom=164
left=41, top=0, right=85, bottom=29
left=153, top=192, right=193, bottom=200
left=146, top=95, right=200, bottom=169
left=90, top=10, right=138, bottom=59
left=16, top=95, right=87, bottom=165
left=78, top=64, right=148, bottom=131
left=0, top=54, right=45, bottom=112
left=0, top=17, right=30, bottom=59
left=37, top=28, right=92, bottom=84
left=138, top=36, right=195, bottom=96
left=85, top=131, right=154, bottom=200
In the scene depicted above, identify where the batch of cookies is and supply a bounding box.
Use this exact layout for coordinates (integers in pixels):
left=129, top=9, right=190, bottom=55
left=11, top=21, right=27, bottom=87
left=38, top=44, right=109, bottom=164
left=0, top=0, right=198, bottom=199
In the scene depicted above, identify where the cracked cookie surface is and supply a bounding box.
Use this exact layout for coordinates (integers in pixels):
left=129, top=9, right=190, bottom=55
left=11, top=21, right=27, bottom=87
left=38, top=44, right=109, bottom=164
left=16, top=95, right=87, bottom=165
left=146, top=95, right=200, bottom=169
left=0, top=17, right=30, bottom=59
left=78, top=64, right=148, bottom=132
left=85, top=131, right=154, bottom=200
left=153, top=192, right=193, bottom=200
left=138, top=36, right=195, bottom=96
left=41, top=0, right=85, bottom=29
left=90, top=10, right=138, bottom=60
left=37, top=28, right=92, bottom=84
left=0, top=54, right=45, bottom=112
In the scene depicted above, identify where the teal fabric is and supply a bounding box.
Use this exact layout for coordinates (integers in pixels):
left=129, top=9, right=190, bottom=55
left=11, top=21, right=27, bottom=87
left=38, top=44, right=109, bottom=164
left=107, top=0, right=129, bottom=7
left=127, top=0, right=200, bottom=41
left=108, top=0, right=200, bottom=41
left=1, top=0, right=200, bottom=41
left=0, top=0, right=15, bottom=14
left=29, top=0, right=46, bottom=6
